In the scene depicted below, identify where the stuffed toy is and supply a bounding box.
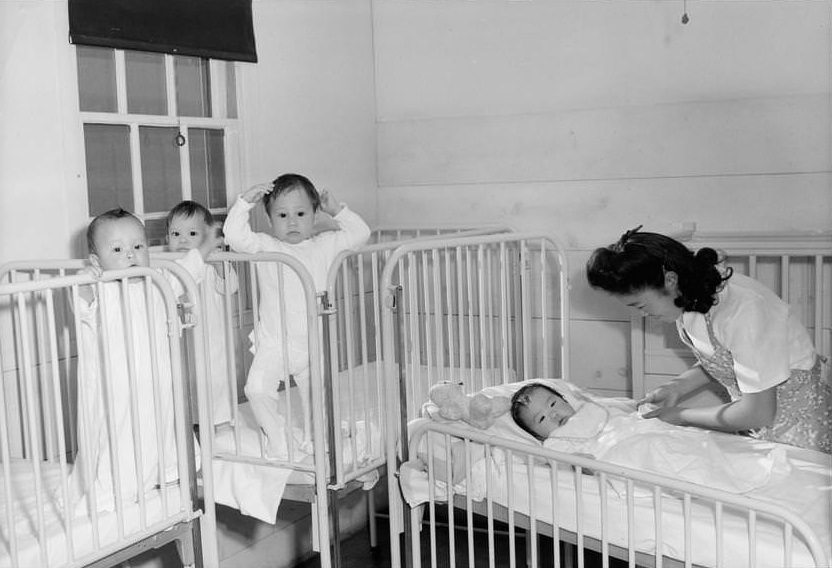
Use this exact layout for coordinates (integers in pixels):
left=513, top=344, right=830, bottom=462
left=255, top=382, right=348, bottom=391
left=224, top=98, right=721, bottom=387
left=428, top=381, right=511, bottom=429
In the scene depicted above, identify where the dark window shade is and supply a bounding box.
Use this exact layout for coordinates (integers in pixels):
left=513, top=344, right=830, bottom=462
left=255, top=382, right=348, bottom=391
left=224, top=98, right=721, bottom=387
left=68, top=0, right=257, bottom=63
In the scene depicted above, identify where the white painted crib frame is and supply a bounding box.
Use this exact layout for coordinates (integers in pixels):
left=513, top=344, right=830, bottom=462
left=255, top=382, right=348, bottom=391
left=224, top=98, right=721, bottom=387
left=404, top=420, right=831, bottom=568
left=376, top=232, right=572, bottom=566
left=0, top=268, right=203, bottom=568
left=0, top=225, right=510, bottom=568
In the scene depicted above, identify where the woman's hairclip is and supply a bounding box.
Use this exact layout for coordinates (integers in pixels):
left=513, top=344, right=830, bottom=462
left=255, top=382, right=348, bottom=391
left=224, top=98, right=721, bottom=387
left=612, top=224, right=644, bottom=252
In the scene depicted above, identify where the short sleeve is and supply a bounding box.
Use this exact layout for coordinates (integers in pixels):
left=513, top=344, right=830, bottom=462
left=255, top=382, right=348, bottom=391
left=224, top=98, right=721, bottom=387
left=712, top=290, right=792, bottom=392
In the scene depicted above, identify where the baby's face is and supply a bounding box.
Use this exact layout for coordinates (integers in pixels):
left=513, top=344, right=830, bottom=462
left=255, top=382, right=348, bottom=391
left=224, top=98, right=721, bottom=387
left=517, top=388, right=576, bottom=439
left=168, top=214, right=211, bottom=253
left=267, top=188, right=316, bottom=244
left=92, top=217, right=149, bottom=271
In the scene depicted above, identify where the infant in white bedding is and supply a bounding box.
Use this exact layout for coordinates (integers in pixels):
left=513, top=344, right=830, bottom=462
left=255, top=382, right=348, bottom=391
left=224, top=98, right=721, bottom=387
left=508, top=379, right=790, bottom=493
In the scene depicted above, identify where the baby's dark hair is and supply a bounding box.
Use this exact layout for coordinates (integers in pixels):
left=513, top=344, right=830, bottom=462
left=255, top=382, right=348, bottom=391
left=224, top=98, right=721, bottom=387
left=586, top=227, right=732, bottom=314
left=511, top=383, right=565, bottom=442
left=86, top=208, right=142, bottom=256
left=165, top=200, right=214, bottom=233
left=263, top=173, right=321, bottom=215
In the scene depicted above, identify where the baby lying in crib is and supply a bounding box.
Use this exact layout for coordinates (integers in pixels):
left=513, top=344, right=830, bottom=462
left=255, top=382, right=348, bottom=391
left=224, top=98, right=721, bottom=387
left=508, top=380, right=791, bottom=493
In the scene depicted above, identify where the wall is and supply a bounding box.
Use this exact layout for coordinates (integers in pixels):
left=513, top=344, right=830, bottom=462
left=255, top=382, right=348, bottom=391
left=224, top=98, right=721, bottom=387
left=241, top=0, right=378, bottom=228
left=0, top=2, right=87, bottom=262
left=372, top=0, right=832, bottom=395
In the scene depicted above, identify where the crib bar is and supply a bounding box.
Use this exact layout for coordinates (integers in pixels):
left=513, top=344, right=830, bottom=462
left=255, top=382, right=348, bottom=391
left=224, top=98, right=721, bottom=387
left=813, top=255, right=823, bottom=353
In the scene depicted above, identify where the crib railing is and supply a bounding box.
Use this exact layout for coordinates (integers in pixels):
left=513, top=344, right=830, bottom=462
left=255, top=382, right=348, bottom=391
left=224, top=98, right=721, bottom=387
left=322, top=227, right=513, bottom=491
left=405, top=420, right=831, bottom=568
left=0, top=268, right=200, bottom=568
left=377, top=232, right=570, bottom=562
left=0, top=259, right=218, bottom=567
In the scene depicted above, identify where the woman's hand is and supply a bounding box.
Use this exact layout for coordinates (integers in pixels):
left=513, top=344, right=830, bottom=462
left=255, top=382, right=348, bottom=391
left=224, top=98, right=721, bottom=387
left=638, top=365, right=712, bottom=416
left=641, top=405, right=687, bottom=425
left=638, top=381, right=685, bottom=413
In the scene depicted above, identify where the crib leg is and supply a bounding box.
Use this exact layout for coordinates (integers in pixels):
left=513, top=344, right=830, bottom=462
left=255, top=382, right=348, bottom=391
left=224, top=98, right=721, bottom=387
left=312, top=496, right=321, bottom=552
left=330, top=488, right=342, bottom=568
left=563, top=541, right=577, bottom=568
left=175, top=522, right=198, bottom=568
left=368, top=489, right=378, bottom=548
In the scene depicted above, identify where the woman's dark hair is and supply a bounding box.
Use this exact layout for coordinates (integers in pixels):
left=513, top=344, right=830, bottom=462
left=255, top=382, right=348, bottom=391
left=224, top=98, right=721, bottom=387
left=585, top=226, right=732, bottom=314
left=263, top=173, right=321, bottom=215
left=510, top=383, right=564, bottom=442
left=165, top=200, right=214, bottom=233
left=86, top=208, right=142, bottom=255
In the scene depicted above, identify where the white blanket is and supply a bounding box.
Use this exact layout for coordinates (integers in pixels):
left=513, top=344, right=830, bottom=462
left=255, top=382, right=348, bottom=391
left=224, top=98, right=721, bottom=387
left=211, top=402, right=380, bottom=524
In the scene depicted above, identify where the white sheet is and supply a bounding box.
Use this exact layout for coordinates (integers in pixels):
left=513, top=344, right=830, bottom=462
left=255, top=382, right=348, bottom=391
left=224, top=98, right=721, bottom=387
left=211, top=398, right=381, bottom=524
left=0, top=460, right=192, bottom=568
left=402, top=379, right=832, bottom=568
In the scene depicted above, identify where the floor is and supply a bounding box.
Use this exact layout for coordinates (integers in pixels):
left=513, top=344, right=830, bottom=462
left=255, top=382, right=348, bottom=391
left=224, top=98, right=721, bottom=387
left=295, top=514, right=630, bottom=568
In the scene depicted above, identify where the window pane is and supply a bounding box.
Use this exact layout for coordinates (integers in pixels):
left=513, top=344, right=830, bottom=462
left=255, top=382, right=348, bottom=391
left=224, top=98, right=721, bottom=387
left=188, top=128, right=227, bottom=209
left=226, top=62, right=238, bottom=119
left=175, top=56, right=211, bottom=118
left=84, top=124, right=134, bottom=216
left=140, top=126, right=182, bottom=214
left=126, top=51, right=167, bottom=115
left=144, top=219, right=168, bottom=248
left=77, top=47, right=117, bottom=112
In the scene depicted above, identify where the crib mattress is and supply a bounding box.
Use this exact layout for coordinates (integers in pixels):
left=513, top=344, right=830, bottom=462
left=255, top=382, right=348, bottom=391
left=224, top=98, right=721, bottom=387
left=0, top=460, right=192, bottom=568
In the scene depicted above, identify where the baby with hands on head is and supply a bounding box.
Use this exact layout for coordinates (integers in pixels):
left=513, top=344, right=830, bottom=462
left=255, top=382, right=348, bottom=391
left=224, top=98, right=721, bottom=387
left=241, top=179, right=345, bottom=241
left=223, top=173, right=371, bottom=457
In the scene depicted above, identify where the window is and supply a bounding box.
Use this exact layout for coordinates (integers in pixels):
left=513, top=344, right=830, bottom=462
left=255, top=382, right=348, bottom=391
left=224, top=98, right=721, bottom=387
left=77, top=46, right=240, bottom=245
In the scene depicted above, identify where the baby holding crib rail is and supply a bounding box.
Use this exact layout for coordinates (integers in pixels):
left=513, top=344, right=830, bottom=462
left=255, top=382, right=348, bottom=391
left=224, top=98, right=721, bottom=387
left=167, top=200, right=239, bottom=425
left=223, top=173, right=371, bottom=458
left=73, top=208, right=217, bottom=511
left=586, top=227, right=832, bottom=454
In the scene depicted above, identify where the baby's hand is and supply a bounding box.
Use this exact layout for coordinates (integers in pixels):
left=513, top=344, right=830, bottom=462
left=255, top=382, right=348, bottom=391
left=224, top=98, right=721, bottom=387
left=198, top=224, right=224, bottom=260
left=241, top=183, right=274, bottom=204
left=77, top=263, right=102, bottom=303
left=79, top=262, right=103, bottom=280
left=319, top=189, right=344, bottom=217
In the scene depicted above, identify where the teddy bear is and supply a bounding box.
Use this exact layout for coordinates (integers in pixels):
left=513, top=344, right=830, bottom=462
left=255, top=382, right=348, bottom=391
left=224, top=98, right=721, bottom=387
left=428, top=380, right=511, bottom=430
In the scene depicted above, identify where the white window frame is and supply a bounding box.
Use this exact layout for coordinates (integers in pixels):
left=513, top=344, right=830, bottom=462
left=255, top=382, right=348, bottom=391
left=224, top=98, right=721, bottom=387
left=77, top=48, right=243, bottom=228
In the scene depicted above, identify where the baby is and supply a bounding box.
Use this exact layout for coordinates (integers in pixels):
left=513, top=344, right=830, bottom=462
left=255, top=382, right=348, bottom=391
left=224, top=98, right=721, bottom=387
left=510, top=382, right=578, bottom=441
left=166, top=200, right=238, bottom=425
left=75, top=209, right=188, bottom=509
left=223, top=173, right=371, bottom=457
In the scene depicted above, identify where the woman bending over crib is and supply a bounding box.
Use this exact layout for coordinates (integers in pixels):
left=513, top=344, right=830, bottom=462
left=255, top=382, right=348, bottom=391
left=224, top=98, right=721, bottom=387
left=585, top=226, right=831, bottom=454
